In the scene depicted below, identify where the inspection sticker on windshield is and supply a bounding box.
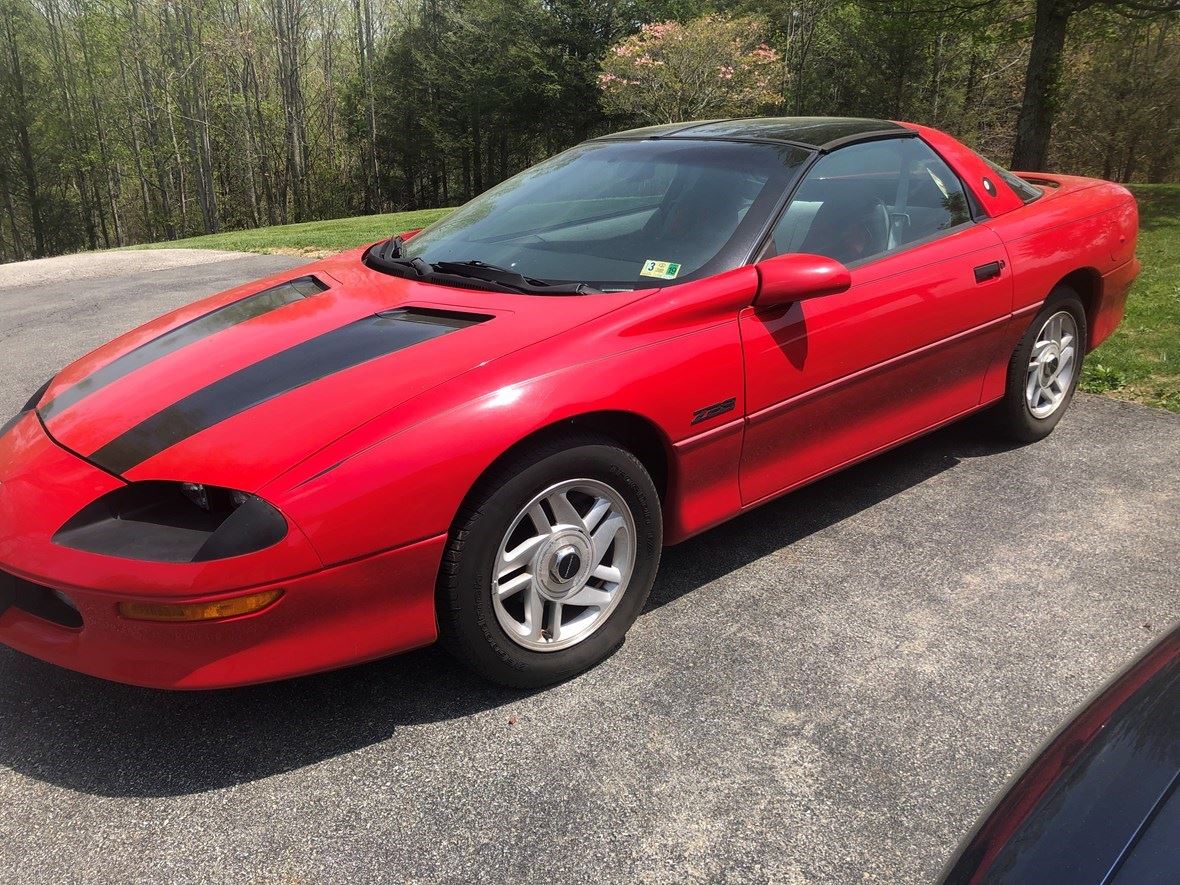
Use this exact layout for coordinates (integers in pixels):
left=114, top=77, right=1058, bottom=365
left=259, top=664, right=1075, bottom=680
left=640, top=259, right=681, bottom=280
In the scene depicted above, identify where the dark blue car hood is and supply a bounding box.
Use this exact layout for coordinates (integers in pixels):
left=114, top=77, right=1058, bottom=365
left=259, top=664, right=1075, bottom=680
left=943, top=627, right=1180, bottom=884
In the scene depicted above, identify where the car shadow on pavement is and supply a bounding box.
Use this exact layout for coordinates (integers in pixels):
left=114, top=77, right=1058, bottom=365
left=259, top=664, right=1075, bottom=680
left=647, top=411, right=1020, bottom=613
left=0, top=412, right=1019, bottom=798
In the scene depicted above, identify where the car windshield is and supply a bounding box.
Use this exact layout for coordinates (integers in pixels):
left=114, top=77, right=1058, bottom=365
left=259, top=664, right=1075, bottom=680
left=400, top=139, right=811, bottom=291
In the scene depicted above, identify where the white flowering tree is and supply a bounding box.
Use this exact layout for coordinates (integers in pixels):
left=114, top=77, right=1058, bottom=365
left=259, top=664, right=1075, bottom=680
left=598, top=16, right=781, bottom=125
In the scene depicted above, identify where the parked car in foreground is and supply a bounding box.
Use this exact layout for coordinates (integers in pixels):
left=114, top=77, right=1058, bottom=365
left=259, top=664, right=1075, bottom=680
left=0, top=117, right=1139, bottom=689
left=942, top=624, right=1180, bottom=884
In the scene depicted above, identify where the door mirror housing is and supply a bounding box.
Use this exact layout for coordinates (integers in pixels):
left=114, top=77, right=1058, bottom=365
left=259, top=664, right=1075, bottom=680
left=754, top=253, right=851, bottom=307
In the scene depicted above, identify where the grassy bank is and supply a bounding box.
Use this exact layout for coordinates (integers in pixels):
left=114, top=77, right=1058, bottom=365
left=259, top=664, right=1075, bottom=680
left=127, top=207, right=454, bottom=256
left=1082, top=185, right=1179, bottom=411
left=127, top=185, right=1179, bottom=410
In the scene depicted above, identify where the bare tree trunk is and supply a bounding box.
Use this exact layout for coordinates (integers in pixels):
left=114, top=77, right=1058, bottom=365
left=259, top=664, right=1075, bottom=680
left=471, top=112, right=483, bottom=194
left=926, top=31, right=945, bottom=124
left=77, top=7, right=121, bottom=245
left=42, top=0, right=98, bottom=249
left=963, top=45, right=979, bottom=142
left=1011, top=0, right=1072, bottom=171
left=230, top=56, right=261, bottom=226
left=272, top=0, right=307, bottom=220
left=130, top=0, right=176, bottom=239
left=163, top=82, right=189, bottom=234
left=0, top=3, right=46, bottom=256
left=320, top=0, right=337, bottom=177
left=355, top=0, right=378, bottom=211
left=0, top=163, right=24, bottom=260
left=247, top=56, right=279, bottom=224
left=118, top=53, right=156, bottom=241
left=176, top=3, right=219, bottom=233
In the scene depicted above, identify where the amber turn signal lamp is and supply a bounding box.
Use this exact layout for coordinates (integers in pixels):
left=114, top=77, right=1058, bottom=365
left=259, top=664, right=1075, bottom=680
left=117, top=589, right=283, bottom=622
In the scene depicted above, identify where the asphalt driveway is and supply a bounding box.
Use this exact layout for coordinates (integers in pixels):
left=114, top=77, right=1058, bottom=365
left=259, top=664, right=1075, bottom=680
left=0, top=253, right=1177, bottom=883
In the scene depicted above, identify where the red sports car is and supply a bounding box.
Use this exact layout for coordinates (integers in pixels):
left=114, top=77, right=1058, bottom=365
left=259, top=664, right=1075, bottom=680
left=0, top=118, right=1139, bottom=689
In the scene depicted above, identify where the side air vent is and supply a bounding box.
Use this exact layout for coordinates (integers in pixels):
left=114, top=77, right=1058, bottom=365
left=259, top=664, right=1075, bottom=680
left=0, top=568, right=84, bottom=629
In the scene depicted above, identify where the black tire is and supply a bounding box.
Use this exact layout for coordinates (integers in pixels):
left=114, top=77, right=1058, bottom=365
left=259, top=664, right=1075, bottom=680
left=997, top=286, right=1087, bottom=443
left=437, top=431, right=662, bottom=688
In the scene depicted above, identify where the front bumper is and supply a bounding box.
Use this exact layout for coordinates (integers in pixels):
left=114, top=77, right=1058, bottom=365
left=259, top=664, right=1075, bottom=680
left=0, top=414, right=443, bottom=688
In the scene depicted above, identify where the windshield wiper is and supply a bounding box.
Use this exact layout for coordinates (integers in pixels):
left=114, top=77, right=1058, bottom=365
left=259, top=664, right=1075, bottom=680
left=432, top=260, right=600, bottom=295
left=364, top=239, right=599, bottom=296
left=366, top=236, right=429, bottom=274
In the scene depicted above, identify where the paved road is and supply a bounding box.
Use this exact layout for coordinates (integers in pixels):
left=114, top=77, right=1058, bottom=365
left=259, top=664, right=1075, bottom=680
left=1, top=253, right=1177, bottom=883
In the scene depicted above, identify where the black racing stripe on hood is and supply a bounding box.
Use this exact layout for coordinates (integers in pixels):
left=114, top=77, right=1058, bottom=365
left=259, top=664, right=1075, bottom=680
left=87, top=307, right=489, bottom=475
left=39, top=275, right=327, bottom=421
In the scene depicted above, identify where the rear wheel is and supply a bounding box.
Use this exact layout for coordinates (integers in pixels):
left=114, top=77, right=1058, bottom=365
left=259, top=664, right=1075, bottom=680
left=997, top=288, right=1087, bottom=443
left=437, top=432, right=662, bottom=688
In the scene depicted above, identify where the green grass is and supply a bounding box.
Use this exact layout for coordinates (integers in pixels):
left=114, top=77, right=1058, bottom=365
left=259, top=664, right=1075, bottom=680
left=127, top=207, right=454, bottom=256
left=127, top=185, right=1180, bottom=410
left=1082, top=185, right=1180, bottom=411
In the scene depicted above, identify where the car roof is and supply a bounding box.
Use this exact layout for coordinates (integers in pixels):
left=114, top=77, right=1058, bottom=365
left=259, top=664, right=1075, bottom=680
left=597, top=117, right=913, bottom=151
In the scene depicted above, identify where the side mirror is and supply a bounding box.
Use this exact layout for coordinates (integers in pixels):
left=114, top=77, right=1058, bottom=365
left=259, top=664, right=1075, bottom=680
left=754, top=253, right=851, bottom=307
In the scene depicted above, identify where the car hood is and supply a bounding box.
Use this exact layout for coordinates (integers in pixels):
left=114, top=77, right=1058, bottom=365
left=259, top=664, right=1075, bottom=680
left=941, top=626, right=1180, bottom=884
left=36, top=247, right=647, bottom=490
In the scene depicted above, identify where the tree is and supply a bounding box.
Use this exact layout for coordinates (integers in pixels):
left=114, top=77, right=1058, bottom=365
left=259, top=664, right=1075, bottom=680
left=0, top=0, right=47, bottom=256
left=0, top=0, right=1175, bottom=261
left=1053, top=12, right=1180, bottom=180
left=1011, top=0, right=1180, bottom=170
left=598, top=16, right=782, bottom=124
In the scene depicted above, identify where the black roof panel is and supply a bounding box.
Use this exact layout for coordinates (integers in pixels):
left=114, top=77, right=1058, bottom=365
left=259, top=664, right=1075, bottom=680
left=604, top=120, right=731, bottom=140
left=603, top=117, right=910, bottom=149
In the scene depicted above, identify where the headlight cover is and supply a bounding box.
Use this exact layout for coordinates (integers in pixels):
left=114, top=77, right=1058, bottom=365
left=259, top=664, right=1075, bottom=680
left=53, top=481, right=288, bottom=562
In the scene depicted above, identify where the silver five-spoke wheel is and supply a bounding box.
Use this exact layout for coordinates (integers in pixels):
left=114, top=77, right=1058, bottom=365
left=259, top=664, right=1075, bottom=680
left=1026, top=310, right=1078, bottom=419
left=492, top=478, right=636, bottom=652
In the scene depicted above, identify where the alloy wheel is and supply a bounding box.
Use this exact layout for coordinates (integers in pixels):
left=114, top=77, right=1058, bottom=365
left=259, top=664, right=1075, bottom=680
left=491, top=478, right=636, bottom=652
left=1025, top=310, right=1079, bottom=419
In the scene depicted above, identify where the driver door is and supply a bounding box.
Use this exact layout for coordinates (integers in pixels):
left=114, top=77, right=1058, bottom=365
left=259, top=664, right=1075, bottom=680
left=739, top=137, right=1012, bottom=505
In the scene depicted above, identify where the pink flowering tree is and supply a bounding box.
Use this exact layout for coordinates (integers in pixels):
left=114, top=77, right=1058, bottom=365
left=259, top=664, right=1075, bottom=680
left=598, top=16, right=781, bottom=125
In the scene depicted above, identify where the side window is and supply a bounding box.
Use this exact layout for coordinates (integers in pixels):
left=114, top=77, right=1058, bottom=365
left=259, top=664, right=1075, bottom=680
left=901, top=141, right=972, bottom=240
left=765, top=138, right=972, bottom=265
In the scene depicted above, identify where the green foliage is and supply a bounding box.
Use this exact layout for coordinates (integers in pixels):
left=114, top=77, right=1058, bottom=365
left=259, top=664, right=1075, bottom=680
left=1080, top=185, right=1180, bottom=411
left=1081, top=363, right=1127, bottom=392
left=0, top=0, right=1177, bottom=262
left=128, top=207, right=454, bottom=254
left=1054, top=13, right=1179, bottom=182
left=598, top=16, right=781, bottom=123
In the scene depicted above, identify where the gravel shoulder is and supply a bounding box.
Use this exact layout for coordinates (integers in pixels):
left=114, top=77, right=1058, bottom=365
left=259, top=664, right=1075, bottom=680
left=0, top=248, right=278, bottom=290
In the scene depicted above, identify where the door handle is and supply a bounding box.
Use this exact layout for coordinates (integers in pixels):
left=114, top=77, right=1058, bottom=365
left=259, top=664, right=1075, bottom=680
left=974, top=260, right=1005, bottom=283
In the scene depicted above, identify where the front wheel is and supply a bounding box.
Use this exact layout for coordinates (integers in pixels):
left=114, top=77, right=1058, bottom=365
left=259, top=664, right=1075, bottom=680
left=437, top=432, right=662, bottom=688
left=996, top=288, right=1087, bottom=443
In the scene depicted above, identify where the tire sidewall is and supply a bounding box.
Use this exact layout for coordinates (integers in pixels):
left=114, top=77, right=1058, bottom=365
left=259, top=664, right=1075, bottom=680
left=447, top=442, right=661, bottom=686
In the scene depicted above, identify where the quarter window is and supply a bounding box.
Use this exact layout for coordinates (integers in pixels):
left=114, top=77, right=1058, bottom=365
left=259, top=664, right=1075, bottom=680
left=765, top=138, right=973, bottom=265
left=984, top=159, right=1043, bottom=204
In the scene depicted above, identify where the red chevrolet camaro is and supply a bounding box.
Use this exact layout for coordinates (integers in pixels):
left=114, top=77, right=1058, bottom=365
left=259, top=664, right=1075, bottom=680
left=0, top=118, right=1139, bottom=689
